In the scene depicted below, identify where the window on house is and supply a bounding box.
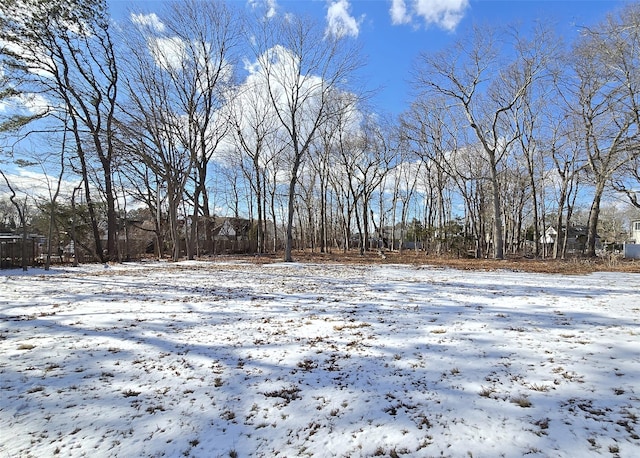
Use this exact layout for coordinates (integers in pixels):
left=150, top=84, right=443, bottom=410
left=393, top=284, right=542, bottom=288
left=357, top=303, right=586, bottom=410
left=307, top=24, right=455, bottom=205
left=635, top=221, right=640, bottom=231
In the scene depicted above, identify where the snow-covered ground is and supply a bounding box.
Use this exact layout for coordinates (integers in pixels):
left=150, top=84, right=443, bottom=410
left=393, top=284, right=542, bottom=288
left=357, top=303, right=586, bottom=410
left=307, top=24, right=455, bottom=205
left=1, top=261, right=638, bottom=458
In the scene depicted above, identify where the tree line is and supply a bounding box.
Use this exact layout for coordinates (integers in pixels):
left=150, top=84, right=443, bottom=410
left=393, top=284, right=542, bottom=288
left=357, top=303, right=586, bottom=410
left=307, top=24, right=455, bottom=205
left=1, top=0, right=638, bottom=266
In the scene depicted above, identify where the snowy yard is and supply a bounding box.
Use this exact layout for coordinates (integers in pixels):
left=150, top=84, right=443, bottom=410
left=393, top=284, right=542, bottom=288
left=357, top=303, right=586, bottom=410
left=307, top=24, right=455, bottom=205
left=1, top=260, right=639, bottom=458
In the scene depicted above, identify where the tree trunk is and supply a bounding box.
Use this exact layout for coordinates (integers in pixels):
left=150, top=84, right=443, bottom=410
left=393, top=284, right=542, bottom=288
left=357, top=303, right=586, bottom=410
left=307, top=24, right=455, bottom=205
left=102, top=160, right=118, bottom=262
left=284, top=154, right=302, bottom=262
left=586, top=181, right=605, bottom=257
left=489, top=151, right=505, bottom=260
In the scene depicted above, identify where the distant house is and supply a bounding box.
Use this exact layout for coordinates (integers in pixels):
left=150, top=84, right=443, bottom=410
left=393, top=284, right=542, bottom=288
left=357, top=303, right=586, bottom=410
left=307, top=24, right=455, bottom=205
left=631, top=220, right=640, bottom=243
left=540, top=225, right=601, bottom=254
left=540, top=226, right=558, bottom=245
left=211, top=217, right=255, bottom=254
left=172, top=216, right=254, bottom=256
left=214, top=218, right=250, bottom=241
left=117, top=218, right=157, bottom=259
left=624, top=220, right=640, bottom=259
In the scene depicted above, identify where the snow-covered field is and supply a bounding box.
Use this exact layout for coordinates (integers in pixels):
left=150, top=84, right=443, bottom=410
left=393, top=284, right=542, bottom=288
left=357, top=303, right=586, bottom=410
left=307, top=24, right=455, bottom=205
left=1, top=260, right=639, bottom=458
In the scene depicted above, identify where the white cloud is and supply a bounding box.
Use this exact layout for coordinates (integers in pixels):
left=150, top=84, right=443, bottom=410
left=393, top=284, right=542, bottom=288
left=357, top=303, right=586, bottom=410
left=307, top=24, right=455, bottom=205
left=0, top=92, right=50, bottom=117
left=130, top=12, right=165, bottom=33
left=0, top=169, right=79, bottom=202
left=0, top=38, right=56, bottom=80
left=221, top=42, right=363, bottom=187
left=390, top=0, right=469, bottom=31
left=21, top=93, right=50, bottom=115
left=326, top=0, right=362, bottom=38
left=148, top=36, right=187, bottom=71
left=390, top=0, right=411, bottom=25
left=265, top=0, right=278, bottom=18
left=248, top=0, right=278, bottom=19
left=414, top=0, right=468, bottom=31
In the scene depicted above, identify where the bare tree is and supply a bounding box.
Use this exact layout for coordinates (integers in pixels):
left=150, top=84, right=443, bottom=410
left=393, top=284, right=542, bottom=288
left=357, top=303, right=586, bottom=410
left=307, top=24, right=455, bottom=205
left=22, top=130, right=69, bottom=269
left=331, top=111, right=392, bottom=255
left=357, top=115, right=394, bottom=253
left=400, top=97, right=460, bottom=255
left=597, top=4, right=640, bottom=212
left=413, top=24, right=556, bottom=259
left=512, top=50, right=563, bottom=257
left=308, top=91, right=362, bottom=254
left=567, top=5, right=639, bottom=256
left=153, top=0, right=241, bottom=259
left=501, top=156, right=529, bottom=255
left=327, top=95, right=368, bottom=252
left=117, top=1, right=240, bottom=260
left=117, top=21, right=194, bottom=261
left=384, top=147, right=421, bottom=254
left=1, top=0, right=120, bottom=262
left=612, top=155, right=640, bottom=209
left=247, top=13, right=364, bottom=262
left=545, top=112, right=585, bottom=259
left=309, top=119, right=336, bottom=253
left=227, top=73, right=282, bottom=254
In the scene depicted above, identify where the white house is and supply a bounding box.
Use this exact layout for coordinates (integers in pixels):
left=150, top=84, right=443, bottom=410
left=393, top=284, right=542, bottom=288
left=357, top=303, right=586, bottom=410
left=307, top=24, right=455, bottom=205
left=540, top=227, right=557, bottom=245
left=540, top=225, right=598, bottom=253
left=632, top=220, right=640, bottom=243
left=623, top=220, right=640, bottom=259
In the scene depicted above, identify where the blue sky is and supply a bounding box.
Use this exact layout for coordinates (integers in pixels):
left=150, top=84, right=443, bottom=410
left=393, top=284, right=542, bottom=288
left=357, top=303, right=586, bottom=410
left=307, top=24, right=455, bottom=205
left=108, top=0, right=631, bottom=116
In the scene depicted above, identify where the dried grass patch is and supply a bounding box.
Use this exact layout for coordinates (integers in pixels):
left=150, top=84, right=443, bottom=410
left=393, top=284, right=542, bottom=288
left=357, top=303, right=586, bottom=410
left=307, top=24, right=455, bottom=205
left=215, top=250, right=640, bottom=274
